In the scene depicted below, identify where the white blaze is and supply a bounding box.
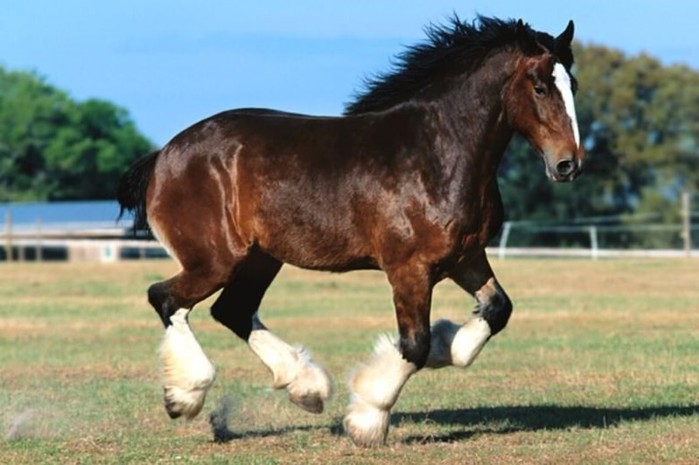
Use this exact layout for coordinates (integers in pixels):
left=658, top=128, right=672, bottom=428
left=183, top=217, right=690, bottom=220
left=552, top=62, right=580, bottom=148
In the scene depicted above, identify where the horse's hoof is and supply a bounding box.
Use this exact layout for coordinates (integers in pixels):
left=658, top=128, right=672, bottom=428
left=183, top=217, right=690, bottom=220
left=343, top=401, right=389, bottom=447
left=289, top=391, right=325, bottom=414
left=286, top=357, right=333, bottom=414
left=165, top=403, right=183, bottom=419
left=163, top=386, right=206, bottom=420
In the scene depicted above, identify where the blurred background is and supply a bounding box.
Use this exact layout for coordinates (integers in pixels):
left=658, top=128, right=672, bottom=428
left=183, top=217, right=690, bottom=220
left=0, top=0, right=697, bottom=261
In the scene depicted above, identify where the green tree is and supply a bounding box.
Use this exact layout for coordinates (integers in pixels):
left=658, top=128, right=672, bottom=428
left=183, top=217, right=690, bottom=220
left=498, top=43, right=699, bottom=248
left=0, top=66, right=153, bottom=201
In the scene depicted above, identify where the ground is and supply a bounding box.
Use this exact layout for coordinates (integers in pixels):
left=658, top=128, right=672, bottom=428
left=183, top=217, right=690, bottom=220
left=0, top=258, right=697, bottom=464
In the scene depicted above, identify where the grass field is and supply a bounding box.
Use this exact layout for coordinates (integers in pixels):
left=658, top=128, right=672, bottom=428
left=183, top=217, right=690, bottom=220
left=0, top=258, right=697, bottom=464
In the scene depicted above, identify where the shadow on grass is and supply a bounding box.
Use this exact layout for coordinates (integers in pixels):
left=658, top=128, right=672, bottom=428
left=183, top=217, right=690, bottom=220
left=208, top=401, right=331, bottom=444
left=210, top=423, right=328, bottom=443
left=394, top=404, right=699, bottom=444
left=210, top=404, right=698, bottom=445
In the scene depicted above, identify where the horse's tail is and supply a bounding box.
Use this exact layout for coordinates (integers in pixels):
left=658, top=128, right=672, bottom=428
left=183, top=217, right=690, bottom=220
left=117, top=150, right=159, bottom=231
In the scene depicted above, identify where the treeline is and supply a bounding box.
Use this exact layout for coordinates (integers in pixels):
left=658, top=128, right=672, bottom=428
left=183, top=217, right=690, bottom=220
left=1, top=43, right=697, bottom=247
left=499, top=43, right=698, bottom=248
left=0, top=67, right=153, bottom=201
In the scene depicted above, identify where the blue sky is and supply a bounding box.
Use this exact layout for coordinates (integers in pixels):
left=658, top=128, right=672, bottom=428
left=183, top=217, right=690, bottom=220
left=1, top=0, right=698, bottom=146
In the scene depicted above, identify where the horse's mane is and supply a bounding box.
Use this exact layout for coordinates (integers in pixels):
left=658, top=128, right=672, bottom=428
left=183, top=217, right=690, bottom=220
left=344, top=15, right=567, bottom=115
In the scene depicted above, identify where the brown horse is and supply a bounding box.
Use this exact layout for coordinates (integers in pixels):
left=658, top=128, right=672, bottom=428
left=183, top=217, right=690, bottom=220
left=118, top=16, right=583, bottom=447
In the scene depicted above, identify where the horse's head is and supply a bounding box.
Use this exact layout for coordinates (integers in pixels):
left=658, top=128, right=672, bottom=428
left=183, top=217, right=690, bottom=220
left=505, top=20, right=583, bottom=182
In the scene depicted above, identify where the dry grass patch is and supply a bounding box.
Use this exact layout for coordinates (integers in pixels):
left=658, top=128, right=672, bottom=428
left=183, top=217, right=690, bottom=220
left=1, top=258, right=697, bottom=464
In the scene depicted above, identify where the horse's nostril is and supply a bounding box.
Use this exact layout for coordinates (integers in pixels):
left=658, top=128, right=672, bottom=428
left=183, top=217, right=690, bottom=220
left=556, top=159, right=576, bottom=177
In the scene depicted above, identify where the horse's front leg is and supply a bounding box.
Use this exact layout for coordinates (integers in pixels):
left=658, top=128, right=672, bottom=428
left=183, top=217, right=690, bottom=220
left=344, top=262, right=433, bottom=447
left=426, top=250, right=512, bottom=369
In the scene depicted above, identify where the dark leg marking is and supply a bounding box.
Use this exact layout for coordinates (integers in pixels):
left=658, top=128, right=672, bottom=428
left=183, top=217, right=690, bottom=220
left=210, top=249, right=283, bottom=340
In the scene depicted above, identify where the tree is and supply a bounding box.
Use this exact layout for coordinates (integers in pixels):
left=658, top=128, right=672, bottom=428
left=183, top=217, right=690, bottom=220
left=0, top=66, right=154, bottom=201
left=497, top=42, right=699, bottom=248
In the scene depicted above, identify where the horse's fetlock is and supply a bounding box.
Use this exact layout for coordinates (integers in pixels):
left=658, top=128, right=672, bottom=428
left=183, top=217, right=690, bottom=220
left=482, top=292, right=512, bottom=335
left=399, top=331, right=431, bottom=369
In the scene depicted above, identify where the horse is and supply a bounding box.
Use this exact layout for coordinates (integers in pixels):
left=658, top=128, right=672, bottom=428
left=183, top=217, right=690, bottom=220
left=118, top=16, right=583, bottom=447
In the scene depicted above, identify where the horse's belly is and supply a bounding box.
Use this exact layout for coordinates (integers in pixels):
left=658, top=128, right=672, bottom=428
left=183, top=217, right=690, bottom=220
left=253, top=214, right=377, bottom=272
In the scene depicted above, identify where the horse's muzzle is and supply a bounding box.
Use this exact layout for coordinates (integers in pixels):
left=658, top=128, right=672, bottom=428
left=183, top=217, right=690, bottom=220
left=554, top=158, right=582, bottom=182
left=544, top=152, right=582, bottom=182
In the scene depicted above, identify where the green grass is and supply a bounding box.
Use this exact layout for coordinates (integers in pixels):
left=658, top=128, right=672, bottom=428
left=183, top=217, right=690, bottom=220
left=1, top=259, right=698, bottom=464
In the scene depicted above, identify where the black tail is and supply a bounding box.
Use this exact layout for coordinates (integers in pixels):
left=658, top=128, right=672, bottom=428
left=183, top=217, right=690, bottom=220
left=117, top=150, right=159, bottom=231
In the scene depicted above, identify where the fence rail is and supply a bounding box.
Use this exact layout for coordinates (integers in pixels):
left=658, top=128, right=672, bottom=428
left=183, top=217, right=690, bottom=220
left=488, top=246, right=699, bottom=260
left=1, top=213, right=162, bottom=262
left=1, top=213, right=697, bottom=263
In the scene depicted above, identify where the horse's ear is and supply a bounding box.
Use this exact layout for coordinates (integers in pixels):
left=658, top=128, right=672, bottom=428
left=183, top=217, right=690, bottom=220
left=556, top=20, right=575, bottom=48
left=515, top=19, right=538, bottom=53
left=553, top=20, right=575, bottom=67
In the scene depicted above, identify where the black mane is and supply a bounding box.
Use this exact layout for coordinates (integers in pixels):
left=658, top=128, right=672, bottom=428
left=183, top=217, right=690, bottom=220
left=344, top=15, right=564, bottom=115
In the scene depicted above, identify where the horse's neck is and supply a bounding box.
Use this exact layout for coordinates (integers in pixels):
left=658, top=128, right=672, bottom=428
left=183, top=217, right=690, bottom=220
left=428, top=50, right=517, bottom=183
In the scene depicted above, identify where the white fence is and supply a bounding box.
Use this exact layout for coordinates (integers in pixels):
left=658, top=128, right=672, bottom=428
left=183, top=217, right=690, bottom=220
left=2, top=212, right=697, bottom=263
left=490, top=246, right=699, bottom=260
left=1, top=214, right=164, bottom=263
left=495, top=194, right=698, bottom=259
left=495, top=220, right=697, bottom=259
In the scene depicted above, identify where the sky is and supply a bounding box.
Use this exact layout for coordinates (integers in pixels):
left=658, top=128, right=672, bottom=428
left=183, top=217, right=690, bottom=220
left=1, top=0, right=698, bottom=146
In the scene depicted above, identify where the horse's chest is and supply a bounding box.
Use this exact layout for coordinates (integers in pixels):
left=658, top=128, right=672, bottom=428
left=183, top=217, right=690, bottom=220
left=454, top=195, right=504, bottom=252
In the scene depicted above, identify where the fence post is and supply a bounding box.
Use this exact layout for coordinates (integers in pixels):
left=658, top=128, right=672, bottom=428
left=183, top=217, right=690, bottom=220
left=18, top=236, right=25, bottom=262
left=4, top=211, right=12, bottom=263
left=36, top=218, right=43, bottom=262
left=498, top=221, right=512, bottom=260
left=589, top=226, right=599, bottom=260
left=681, top=191, right=691, bottom=257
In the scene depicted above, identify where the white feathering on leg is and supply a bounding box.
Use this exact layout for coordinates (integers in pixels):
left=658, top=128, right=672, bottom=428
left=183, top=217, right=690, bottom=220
left=248, top=329, right=332, bottom=413
left=345, top=334, right=417, bottom=447
left=248, top=328, right=300, bottom=388
left=425, top=317, right=491, bottom=369
left=450, top=317, right=491, bottom=367
left=160, top=309, right=216, bottom=420
left=425, top=319, right=461, bottom=368
left=286, top=345, right=333, bottom=413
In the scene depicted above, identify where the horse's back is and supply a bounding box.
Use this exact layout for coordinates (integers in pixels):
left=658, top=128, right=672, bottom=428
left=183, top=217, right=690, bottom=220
left=147, top=109, right=384, bottom=271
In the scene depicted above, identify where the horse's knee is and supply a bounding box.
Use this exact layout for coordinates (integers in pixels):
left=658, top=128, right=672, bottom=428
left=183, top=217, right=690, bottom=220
left=210, top=299, right=253, bottom=340
left=209, top=297, right=226, bottom=325
left=209, top=300, right=227, bottom=326
left=480, top=288, right=512, bottom=336
left=399, top=329, right=431, bottom=369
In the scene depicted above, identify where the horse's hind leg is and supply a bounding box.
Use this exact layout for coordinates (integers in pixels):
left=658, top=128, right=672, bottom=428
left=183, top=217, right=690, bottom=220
left=148, top=263, right=234, bottom=420
left=248, top=314, right=333, bottom=413
left=210, top=250, right=332, bottom=413
left=425, top=250, right=512, bottom=369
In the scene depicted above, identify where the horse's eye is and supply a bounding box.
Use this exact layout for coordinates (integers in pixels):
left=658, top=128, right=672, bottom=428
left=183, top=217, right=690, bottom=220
left=534, top=85, right=547, bottom=97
